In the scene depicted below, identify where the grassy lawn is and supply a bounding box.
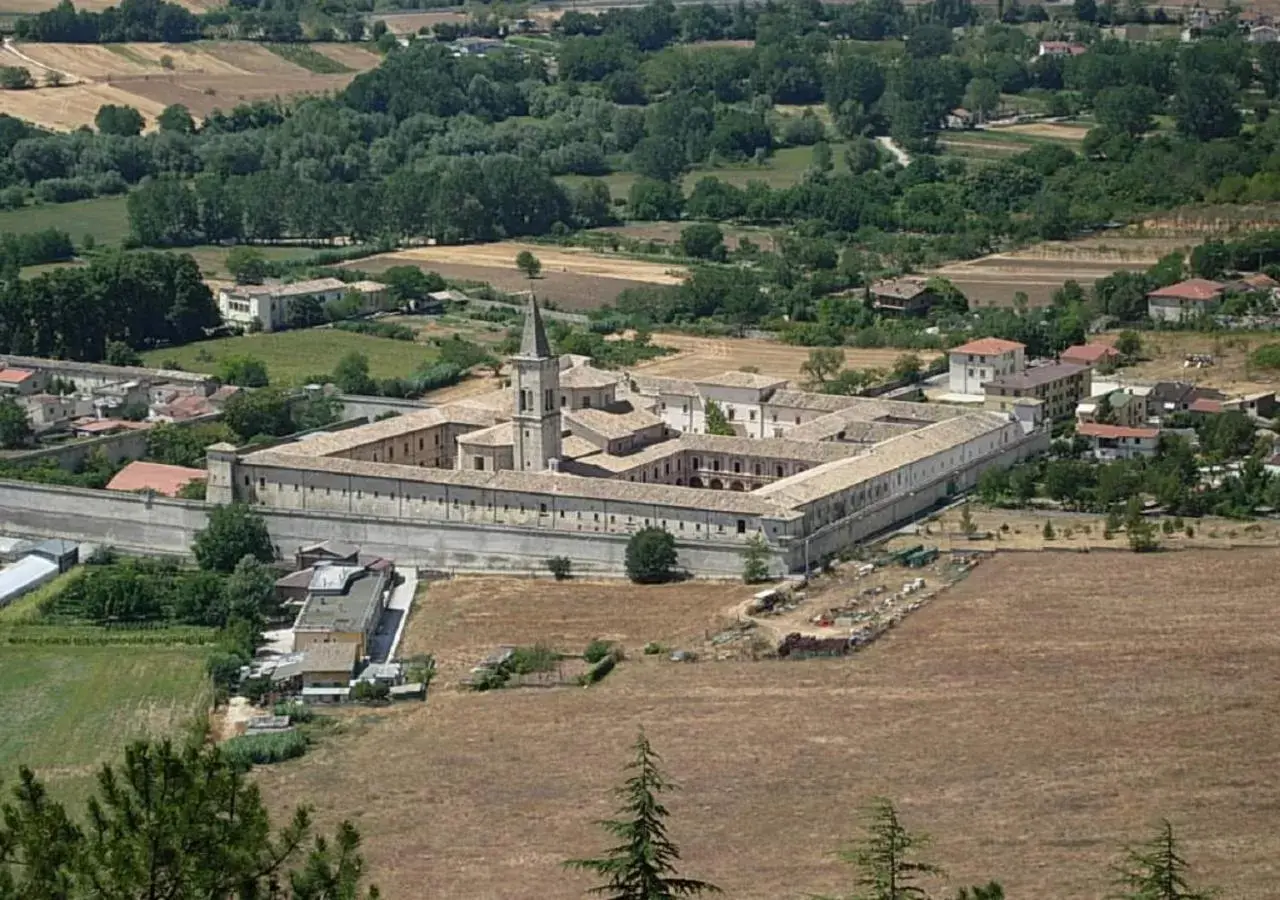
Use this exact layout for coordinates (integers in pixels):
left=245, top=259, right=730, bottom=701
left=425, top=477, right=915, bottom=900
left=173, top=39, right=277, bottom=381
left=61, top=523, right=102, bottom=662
left=559, top=143, right=848, bottom=202
left=184, top=244, right=318, bottom=280
left=0, top=644, right=209, bottom=804
left=0, top=195, right=131, bottom=246
left=141, top=328, right=439, bottom=386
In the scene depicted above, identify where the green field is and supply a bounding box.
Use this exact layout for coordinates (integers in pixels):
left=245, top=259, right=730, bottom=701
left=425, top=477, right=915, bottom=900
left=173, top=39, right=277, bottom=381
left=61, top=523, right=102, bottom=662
left=141, top=328, right=439, bottom=386
left=559, top=143, right=852, bottom=201
left=0, top=645, right=209, bottom=803
left=0, top=195, right=130, bottom=246
left=264, top=43, right=352, bottom=74
left=184, top=244, right=318, bottom=280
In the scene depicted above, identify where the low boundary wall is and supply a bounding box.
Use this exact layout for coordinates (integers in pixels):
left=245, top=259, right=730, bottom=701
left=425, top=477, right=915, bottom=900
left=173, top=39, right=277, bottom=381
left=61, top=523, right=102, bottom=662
left=0, top=428, right=1049, bottom=577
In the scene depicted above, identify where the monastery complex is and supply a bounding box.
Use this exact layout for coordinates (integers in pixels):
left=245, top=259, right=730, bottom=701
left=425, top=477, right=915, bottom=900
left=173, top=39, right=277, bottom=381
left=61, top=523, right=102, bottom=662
left=207, top=299, right=1048, bottom=575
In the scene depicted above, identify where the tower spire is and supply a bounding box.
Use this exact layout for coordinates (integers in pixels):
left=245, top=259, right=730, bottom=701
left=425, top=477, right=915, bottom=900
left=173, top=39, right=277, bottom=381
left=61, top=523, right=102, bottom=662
left=520, top=293, right=551, bottom=358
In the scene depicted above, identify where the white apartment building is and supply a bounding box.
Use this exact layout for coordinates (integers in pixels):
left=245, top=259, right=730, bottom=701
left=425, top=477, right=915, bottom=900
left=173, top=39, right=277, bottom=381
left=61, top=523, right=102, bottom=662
left=948, top=338, right=1026, bottom=396
left=218, top=279, right=389, bottom=332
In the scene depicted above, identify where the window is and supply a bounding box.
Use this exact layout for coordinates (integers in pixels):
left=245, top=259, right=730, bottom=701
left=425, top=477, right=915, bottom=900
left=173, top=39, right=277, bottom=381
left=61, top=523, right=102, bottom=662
left=243, top=475, right=250, bottom=485
left=403, top=442, right=408, bottom=454
left=771, top=412, right=778, bottom=422
left=795, top=416, right=801, bottom=425
left=387, top=447, right=393, bottom=461
left=419, top=438, right=424, bottom=450
left=776, top=465, right=784, bottom=477
left=754, top=463, right=761, bottom=476
left=258, top=477, right=265, bottom=488
left=692, top=457, right=700, bottom=469
left=582, top=395, right=591, bottom=409
left=545, top=388, right=554, bottom=410
left=520, top=389, right=530, bottom=412
left=434, top=433, right=440, bottom=446
left=713, top=460, right=721, bottom=472
left=737, top=520, right=746, bottom=534
left=749, top=410, right=756, bottom=421
left=540, top=503, right=547, bottom=515
left=727, top=408, right=736, bottom=420
left=733, top=462, right=741, bottom=474
left=474, top=456, right=485, bottom=471
left=561, top=395, right=567, bottom=406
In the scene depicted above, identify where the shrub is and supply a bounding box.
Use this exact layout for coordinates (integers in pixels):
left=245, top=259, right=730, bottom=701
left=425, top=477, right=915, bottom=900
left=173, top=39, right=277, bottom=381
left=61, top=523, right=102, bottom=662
left=643, top=641, right=667, bottom=655
left=584, top=638, right=614, bottom=664
left=352, top=680, right=390, bottom=702
left=1251, top=343, right=1280, bottom=370
left=546, top=556, right=572, bottom=580
left=272, top=701, right=314, bottom=723
left=578, top=652, right=616, bottom=686
left=1042, top=520, right=1055, bottom=540
left=509, top=643, right=558, bottom=674
left=625, top=527, right=678, bottom=584
left=220, top=730, right=308, bottom=768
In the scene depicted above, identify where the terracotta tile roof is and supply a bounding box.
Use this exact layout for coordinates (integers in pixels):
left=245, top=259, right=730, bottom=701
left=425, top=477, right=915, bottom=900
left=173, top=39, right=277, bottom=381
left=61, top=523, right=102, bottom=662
left=1146, top=279, right=1226, bottom=302
left=950, top=338, right=1025, bottom=356
left=1077, top=423, right=1160, bottom=440
left=106, top=461, right=208, bottom=497
left=0, top=368, right=35, bottom=384
left=1061, top=343, right=1120, bottom=364
left=1188, top=398, right=1223, bottom=414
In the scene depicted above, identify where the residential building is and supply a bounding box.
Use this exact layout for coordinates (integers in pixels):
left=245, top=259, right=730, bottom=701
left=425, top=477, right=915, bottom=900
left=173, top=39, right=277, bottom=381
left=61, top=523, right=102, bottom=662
left=298, top=641, right=360, bottom=703
left=1146, top=279, right=1226, bottom=323
left=1223, top=391, right=1277, bottom=420
left=869, top=277, right=937, bottom=315
left=1060, top=343, right=1121, bottom=369
left=984, top=362, right=1091, bottom=420
left=1077, top=389, right=1146, bottom=428
left=1249, top=24, right=1280, bottom=42
left=1077, top=423, right=1161, bottom=460
left=292, top=562, right=392, bottom=657
left=1038, top=40, right=1087, bottom=56
left=217, top=278, right=390, bottom=333
left=944, top=108, right=976, bottom=130
left=948, top=338, right=1027, bottom=396
left=296, top=539, right=360, bottom=571
left=0, top=368, right=39, bottom=396
left=1147, top=382, right=1225, bottom=420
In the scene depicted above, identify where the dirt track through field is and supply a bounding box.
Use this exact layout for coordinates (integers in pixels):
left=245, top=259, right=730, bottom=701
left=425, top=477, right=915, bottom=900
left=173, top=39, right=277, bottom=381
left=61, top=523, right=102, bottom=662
left=254, top=551, right=1280, bottom=900
left=390, top=244, right=687, bottom=285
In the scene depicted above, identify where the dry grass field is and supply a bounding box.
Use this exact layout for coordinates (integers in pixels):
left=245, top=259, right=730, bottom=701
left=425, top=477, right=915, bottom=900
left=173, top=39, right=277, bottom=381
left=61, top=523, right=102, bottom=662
left=0, top=41, right=376, bottom=129
left=589, top=221, right=781, bottom=253
left=254, top=551, right=1280, bottom=899
left=636, top=332, right=939, bottom=384
left=1112, top=330, right=1280, bottom=394
left=354, top=243, right=687, bottom=310
left=898, top=504, right=1280, bottom=552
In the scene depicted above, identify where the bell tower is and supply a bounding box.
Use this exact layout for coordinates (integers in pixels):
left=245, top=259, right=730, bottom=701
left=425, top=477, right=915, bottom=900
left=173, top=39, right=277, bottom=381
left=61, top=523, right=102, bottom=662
left=511, top=295, right=561, bottom=471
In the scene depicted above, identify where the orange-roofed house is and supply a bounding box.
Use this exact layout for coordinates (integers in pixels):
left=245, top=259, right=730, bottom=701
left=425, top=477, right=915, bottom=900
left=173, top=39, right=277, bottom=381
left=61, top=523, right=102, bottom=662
left=948, top=337, right=1027, bottom=396
left=1060, top=343, right=1121, bottom=368
left=1077, top=422, right=1161, bottom=461
left=0, top=368, right=39, bottom=397
left=106, top=461, right=208, bottom=497
left=1146, top=279, right=1226, bottom=323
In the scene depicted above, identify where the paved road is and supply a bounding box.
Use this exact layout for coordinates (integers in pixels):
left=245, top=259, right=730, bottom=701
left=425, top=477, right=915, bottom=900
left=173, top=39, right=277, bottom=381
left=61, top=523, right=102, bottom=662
left=368, top=568, right=418, bottom=663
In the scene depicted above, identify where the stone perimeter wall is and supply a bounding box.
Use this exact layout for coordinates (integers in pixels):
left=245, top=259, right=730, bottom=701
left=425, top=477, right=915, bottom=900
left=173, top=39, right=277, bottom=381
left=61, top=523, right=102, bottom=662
left=0, top=428, right=1047, bottom=578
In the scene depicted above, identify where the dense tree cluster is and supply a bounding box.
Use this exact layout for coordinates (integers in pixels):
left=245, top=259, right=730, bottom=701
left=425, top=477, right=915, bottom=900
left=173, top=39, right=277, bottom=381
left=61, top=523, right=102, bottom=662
left=0, top=249, right=217, bottom=361
left=16, top=0, right=199, bottom=43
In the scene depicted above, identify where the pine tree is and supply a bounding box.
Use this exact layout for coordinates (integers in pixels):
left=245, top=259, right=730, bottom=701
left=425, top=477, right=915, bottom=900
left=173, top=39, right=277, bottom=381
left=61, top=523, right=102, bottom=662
left=831, top=798, right=941, bottom=900
left=565, top=731, right=720, bottom=899
left=741, top=533, right=771, bottom=584
left=1112, top=820, right=1211, bottom=900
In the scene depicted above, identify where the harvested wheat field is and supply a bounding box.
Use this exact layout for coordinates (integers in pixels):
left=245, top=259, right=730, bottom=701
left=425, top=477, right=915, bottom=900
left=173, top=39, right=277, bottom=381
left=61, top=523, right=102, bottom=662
left=989, top=121, right=1091, bottom=142
left=254, top=551, right=1280, bottom=899
left=0, top=83, right=166, bottom=131
left=356, top=243, right=687, bottom=311
left=0, top=41, right=376, bottom=128
left=634, top=332, right=939, bottom=384
left=929, top=236, right=1185, bottom=307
